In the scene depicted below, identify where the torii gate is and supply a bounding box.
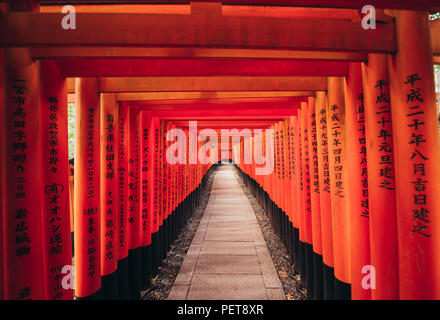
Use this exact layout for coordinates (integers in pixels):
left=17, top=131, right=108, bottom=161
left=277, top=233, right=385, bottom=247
left=0, top=0, right=440, bottom=301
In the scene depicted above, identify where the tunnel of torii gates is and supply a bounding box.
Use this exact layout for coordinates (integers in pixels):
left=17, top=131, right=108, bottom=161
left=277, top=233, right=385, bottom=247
left=0, top=0, right=440, bottom=301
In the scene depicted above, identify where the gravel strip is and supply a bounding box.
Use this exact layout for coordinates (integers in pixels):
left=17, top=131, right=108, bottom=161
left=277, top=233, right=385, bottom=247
left=233, top=166, right=308, bottom=300
left=142, top=166, right=218, bottom=300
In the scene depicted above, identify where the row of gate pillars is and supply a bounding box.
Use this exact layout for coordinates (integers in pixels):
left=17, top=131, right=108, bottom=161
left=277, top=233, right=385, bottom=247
left=98, top=167, right=210, bottom=300
left=0, top=7, right=439, bottom=300
left=1, top=54, right=218, bottom=299
left=233, top=23, right=440, bottom=298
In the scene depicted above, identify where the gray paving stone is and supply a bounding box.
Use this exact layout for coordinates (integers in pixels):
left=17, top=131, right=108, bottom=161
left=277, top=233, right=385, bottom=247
left=255, top=245, right=283, bottom=289
left=195, top=254, right=261, bottom=275
left=266, top=288, right=287, bottom=300
left=206, top=221, right=250, bottom=231
left=200, top=241, right=257, bottom=255
left=204, top=230, right=253, bottom=242
left=173, top=245, right=201, bottom=285
left=167, top=285, right=189, bottom=300
left=186, top=274, right=268, bottom=300
left=250, top=223, right=266, bottom=245
left=209, top=216, right=250, bottom=222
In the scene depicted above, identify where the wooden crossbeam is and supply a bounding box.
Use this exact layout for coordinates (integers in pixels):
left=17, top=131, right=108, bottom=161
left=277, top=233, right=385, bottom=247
left=39, top=3, right=191, bottom=14
left=0, top=12, right=396, bottom=52
left=39, top=4, right=366, bottom=20
left=31, top=47, right=368, bottom=61
left=58, top=58, right=348, bottom=77
left=113, top=91, right=315, bottom=101
left=67, top=91, right=315, bottom=102
left=171, top=120, right=276, bottom=127
left=28, top=0, right=440, bottom=11
left=134, top=97, right=303, bottom=110
left=39, top=4, right=358, bottom=19
left=150, top=108, right=298, bottom=119
left=28, top=17, right=439, bottom=59
left=68, top=76, right=326, bottom=93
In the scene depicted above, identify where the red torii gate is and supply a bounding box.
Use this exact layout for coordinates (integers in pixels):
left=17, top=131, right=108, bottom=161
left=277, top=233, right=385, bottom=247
left=0, top=0, right=439, bottom=301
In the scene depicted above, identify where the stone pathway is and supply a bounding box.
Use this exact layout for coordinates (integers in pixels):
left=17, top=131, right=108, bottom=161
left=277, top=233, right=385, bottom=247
left=168, top=164, right=285, bottom=300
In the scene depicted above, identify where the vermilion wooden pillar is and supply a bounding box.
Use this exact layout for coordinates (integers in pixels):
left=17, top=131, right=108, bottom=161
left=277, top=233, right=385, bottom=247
left=326, top=77, right=351, bottom=299
left=274, top=122, right=281, bottom=237
left=307, top=97, right=322, bottom=257
left=294, top=114, right=304, bottom=277
left=172, top=122, right=179, bottom=241
left=287, top=117, right=296, bottom=223
left=184, top=127, right=189, bottom=198
left=300, top=102, right=313, bottom=296
left=283, top=119, right=293, bottom=225
left=283, top=119, right=294, bottom=256
left=127, top=105, right=141, bottom=299
left=281, top=120, right=290, bottom=253
left=315, top=91, right=335, bottom=299
left=362, top=54, right=399, bottom=300
left=74, top=78, right=101, bottom=299
left=163, top=121, right=170, bottom=238
left=301, top=102, right=313, bottom=245
left=176, top=133, right=182, bottom=218
left=149, top=117, right=160, bottom=277
left=3, top=48, right=44, bottom=299
left=158, top=120, right=165, bottom=261
left=140, top=110, right=152, bottom=290
left=128, top=105, right=141, bottom=252
left=387, top=10, right=440, bottom=299
left=100, top=93, right=118, bottom=299
left=307, top=96, right=324, bottom=300
left=273, top=123, right=279, bottom=214
left=39, top=60, right=73, bottom=300
left=164, top=121, right=173, bottom=255
left=169, top=123, right=178, bottom=213
left=274, top=123, right=280, bottom=209
left=289, top=116, right=301, bottom=274
left=279, top=122, right=287, bottom=214
left=278, top=121, right=287, bottom=246
left=344, top=63, right=371, bottom=300
left=117, top=102, right=130, bottom=299
left=296, top=112, right=304, bottom=243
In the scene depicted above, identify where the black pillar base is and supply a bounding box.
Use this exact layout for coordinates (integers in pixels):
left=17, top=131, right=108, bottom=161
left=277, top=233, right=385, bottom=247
left=334, top=277, right=351, bottom=300
left=117, top=256, right=130, bottom=300
left=128, top=247, right=142, bottom=300
left=298, top=240, right=306, bottom=287
left=141, top=244, right=152, bottom=290
left=151, top=231, right=160, bottom=277
left=323, top=263, right=335, bottom=300
left=158, top=223, right=165, bottom=261
left=312, top=252, right=324, bottom=300
left=293, top=227, right=300, bottom=275
left=284, top=213, right=290, bottom=249
left=288, top=222, right=295, bottom=257
left=75, top=288, right=103, bottom=300
left=165, top=215, right=171, bottom=254
left=101, top=269, right=119, bottom=300
left=71, top=232, right=74, bottom=257
left=304, top=242, right=314, bottom=299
